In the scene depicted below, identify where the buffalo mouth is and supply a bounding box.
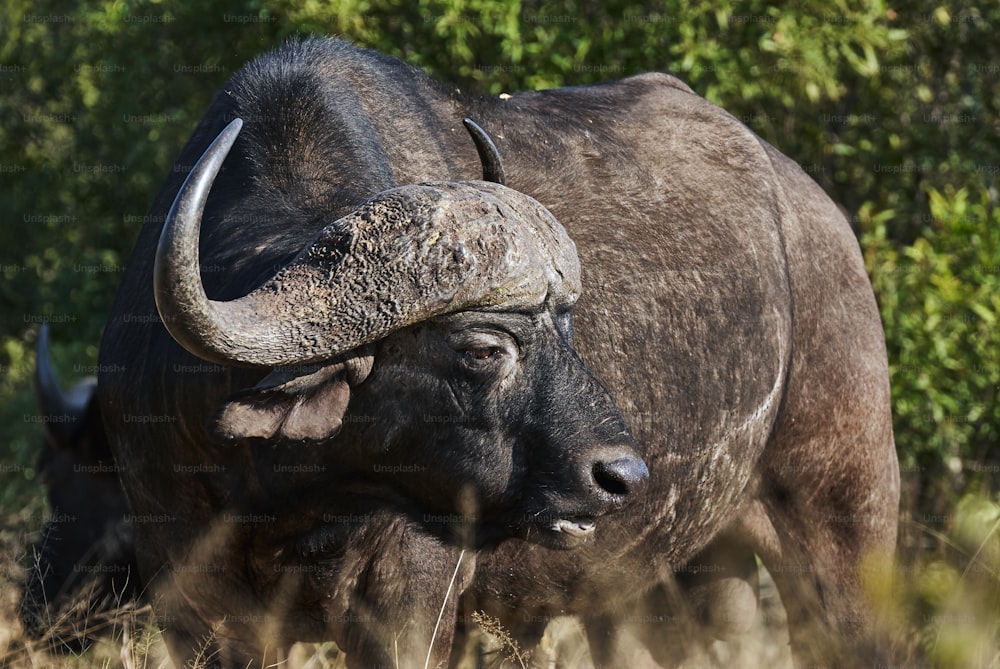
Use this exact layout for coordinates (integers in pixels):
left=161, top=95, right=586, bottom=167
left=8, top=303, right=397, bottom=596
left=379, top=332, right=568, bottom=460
left=515, top=511, right=600, bottom=549
left=546, top=516, right=598, bottom=548
left=550, top=516, right=596, bottom=538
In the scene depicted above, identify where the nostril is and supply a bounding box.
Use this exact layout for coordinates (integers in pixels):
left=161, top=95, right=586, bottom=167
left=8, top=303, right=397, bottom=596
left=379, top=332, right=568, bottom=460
left=592, top=456, right=649, bottom=498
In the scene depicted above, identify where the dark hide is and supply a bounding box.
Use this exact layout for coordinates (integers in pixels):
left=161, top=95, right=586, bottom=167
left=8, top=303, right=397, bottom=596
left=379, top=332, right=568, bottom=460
left=97, top=37, right=899, bottom=668
left=20, top=328, right=138, bottom=650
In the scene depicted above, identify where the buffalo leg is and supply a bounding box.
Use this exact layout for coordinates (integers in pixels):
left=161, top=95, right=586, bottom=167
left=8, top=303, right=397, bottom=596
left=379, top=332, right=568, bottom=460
left=579, top=531, right=759, bottom=668
left=759, top=412, right=898, bottom=667
left=321, top=516, right=475, bottom=669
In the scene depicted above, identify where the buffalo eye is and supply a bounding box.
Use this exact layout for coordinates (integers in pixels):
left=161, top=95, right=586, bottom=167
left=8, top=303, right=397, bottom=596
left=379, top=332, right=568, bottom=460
left=442, top=321, right=519, bottom=372
left=462, top=346, right=503, bottom=366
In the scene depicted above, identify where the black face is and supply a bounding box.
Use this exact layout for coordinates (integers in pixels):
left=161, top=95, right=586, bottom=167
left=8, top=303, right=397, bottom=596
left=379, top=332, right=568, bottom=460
left=341, top=308, right=648, bottom=549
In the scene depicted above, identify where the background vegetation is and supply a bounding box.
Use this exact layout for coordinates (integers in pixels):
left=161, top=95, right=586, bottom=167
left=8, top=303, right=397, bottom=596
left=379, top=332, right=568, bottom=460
left=1, top=0, right=997, bottom=667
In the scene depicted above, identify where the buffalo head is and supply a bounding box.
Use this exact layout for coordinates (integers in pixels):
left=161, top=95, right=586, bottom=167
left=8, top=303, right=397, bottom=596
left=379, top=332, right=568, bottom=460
left=19, top=325, right=136, bottom=647
left=152, top=119, right=648, bottom=548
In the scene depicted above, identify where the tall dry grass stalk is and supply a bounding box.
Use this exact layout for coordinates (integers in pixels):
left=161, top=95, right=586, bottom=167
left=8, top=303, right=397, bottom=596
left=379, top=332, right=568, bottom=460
left=470, top=611, right=527, bottom=669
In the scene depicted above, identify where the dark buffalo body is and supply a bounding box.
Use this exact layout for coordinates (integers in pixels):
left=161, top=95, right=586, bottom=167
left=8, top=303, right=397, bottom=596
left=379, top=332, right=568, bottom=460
left=97, top=38, right=898, bottom=668
left=20, top=326, right=137, bottom=648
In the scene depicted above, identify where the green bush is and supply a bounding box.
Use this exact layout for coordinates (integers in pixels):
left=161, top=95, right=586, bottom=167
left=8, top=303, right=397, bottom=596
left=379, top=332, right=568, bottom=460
left=865, top=186, right=1000, bottom=514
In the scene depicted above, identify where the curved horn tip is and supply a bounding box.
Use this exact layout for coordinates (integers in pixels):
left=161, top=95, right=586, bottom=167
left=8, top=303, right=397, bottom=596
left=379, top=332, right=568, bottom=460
left=462, top=118, right=507, bottom=186
left=37, top=323, right=50, bottom=356
left=35, top=323, right=58, bottom=386
left=35, top=323, right=56, bottom=394
left=222, top=116, right=244, bottom=138
left=153, top=116, right=246, bottom=366
left=35, top=323, right=68, bottom=429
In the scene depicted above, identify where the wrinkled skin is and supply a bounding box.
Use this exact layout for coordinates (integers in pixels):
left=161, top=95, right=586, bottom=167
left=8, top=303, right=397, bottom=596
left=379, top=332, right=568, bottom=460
left=341, top=310, right=639, bottom=541
left=97, top=38, right=899, bottom=668
left=19, top=330, right=138, bottom=649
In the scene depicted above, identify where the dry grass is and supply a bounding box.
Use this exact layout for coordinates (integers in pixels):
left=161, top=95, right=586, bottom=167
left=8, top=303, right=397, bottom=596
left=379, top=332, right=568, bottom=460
left=469, top=611, right=528, bottom=668
left=1, top=495, right=997, bottom=669
left=0, top=525, right=791, bottom=669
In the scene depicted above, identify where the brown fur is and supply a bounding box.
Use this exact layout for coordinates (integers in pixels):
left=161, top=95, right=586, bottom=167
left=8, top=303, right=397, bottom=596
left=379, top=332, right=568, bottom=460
left=96, top=37, right=899, bottom=668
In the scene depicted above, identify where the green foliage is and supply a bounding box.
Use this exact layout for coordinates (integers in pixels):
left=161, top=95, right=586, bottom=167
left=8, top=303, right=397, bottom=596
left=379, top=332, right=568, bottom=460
left=865, top=187, right=1000, bottom=512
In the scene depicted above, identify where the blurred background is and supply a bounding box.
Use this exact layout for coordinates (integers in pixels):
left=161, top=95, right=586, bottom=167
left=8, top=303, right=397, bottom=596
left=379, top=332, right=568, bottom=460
left=1, top=1, right=997, bottom=667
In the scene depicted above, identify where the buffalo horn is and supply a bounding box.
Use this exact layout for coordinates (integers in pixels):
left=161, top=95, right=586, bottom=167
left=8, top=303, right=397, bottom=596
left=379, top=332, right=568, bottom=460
left=463, top=118, right=506, bottom=186
left=154, top=119, right=579, bottom=368
left=35, top=324, right=88, bottom=445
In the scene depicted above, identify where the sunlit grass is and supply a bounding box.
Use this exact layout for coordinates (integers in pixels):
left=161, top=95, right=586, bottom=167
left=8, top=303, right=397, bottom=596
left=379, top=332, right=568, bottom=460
left=1, top=491, right=998, bottom=668
left=877, top=492, right=1000, bottom=669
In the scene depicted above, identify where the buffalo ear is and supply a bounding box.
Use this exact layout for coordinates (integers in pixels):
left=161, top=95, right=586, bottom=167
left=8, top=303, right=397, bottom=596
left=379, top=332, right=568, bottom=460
left=214, top=352, right=373, bottom=442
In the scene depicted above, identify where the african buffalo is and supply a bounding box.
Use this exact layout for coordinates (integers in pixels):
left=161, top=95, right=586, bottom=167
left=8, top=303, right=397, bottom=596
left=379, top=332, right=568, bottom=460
left=97, top=37, right=899, bottom=668
left=20, top=325, right=137, bottom=649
